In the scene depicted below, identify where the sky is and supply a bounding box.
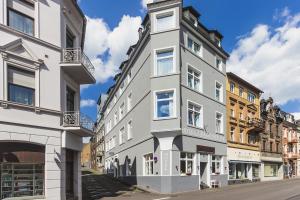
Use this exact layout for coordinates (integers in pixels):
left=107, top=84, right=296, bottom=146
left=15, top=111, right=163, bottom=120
left=78, top=0, right=300, bottom=121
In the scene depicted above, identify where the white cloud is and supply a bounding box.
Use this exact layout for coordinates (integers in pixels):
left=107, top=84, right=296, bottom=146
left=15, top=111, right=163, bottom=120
left=84, top=15, right=142, bottom=84
left=80, top=99, right=96, bottom=108
left=141, top=0, right=153, bottom=10
left=292, top=112, right=300, bottom=120
left=228, top=9, right=300, bottom=105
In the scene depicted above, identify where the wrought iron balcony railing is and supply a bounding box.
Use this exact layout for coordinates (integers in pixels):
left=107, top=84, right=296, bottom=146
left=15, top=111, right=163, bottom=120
left=248, top=118, right=265, bottom=130
left=62, top=48, right=95, bottom=77
left=63, top=111, right=95, bottom=133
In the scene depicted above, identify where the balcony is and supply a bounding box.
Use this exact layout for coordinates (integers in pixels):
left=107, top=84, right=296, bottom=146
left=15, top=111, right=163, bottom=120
left=63, top=111, right=95, bottom=137
left=248, top=118, right=265, bottom=131
left=60, top=48, right=96, bottom=84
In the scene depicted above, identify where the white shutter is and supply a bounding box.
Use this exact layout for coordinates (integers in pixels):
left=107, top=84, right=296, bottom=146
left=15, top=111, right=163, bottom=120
left=8, top=67, right=35, bottom=89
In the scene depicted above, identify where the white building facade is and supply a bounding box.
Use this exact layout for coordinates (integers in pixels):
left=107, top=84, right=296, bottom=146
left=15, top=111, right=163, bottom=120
left=0, top=0, right=95, bottom=199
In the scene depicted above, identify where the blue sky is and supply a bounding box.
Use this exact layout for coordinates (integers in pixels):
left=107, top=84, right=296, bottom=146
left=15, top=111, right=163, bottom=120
left=78, top=0, right=300, bottom=121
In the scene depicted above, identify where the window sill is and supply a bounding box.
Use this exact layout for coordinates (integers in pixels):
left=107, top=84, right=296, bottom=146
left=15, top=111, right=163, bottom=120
left=153, top=116, right=177, bottom=121
left=151, top=73, right=179, bottom=79
left=187, top=124, right=204, bottom=130
left=151, top=27, right=180, bottom=35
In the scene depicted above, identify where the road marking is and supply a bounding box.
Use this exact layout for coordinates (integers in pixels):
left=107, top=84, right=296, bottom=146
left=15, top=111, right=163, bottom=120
left=153, top=197, right=171, bottom=200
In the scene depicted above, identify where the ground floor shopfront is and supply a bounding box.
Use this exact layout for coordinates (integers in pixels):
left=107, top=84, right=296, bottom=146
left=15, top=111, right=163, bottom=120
left=260, top=153, right=283, bottom=181
left=227, top=147, right=261, bottom=184
left=105, top=135, right=228, bottom=193
left=0, top=123, right=84, bottom=200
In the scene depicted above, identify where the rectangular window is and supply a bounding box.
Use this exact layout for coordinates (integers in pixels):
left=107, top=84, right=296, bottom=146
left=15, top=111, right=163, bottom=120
left=180, top=152, right=194, bottom=176
left=230, top=127, right=235, bottom=142
left=187, top=67, right=201, bottom=92
left=155, top=11, right=175, bottom=32
left=247, top=92, right=256, bottom=103
left=188, top=37, right=202, bottom=56
left=155, top=48, right=174, bottom=76
left=188, top=102, right=202, bottom=128
left=230, top=82, right=235, bottom=93
left=229, top=163, right=236, bottom=179
left=270, top=142, right=273, bottom=152
left=144, top=153, right=154, bottom=175
left=119, top=102, right=125, bottom=119
left=230, top=109, right=235, bottom=117
left=264, top=164, right=278, bottom=177
left=216, top=112, right=223, bottom=134
left=155, top=90, right=175, bottom=119
left=252, top=164, right=260, bottom=178
left=127, top=93, right=132, bottom=111
left=66, top=86, right=75, bottom=111
left=114, top=111, right=118, bottom=125
left=127, top=120, right=132, bottom=140
left=211, top=156, right=222, bottom=174
left=127, top=70, right=132, bottom=83
left=8, top=67, right=35, bottom=106
left=239, top=87, right=244, bottom=97
left=8, top=9, right=34, bottom=36
left=216, top=58, right=222, bottom=71
left=119, top=81, right=125, bottom=95
left=215, top=82, right=223, bottom=102
left=262, top=140, right=266, bottom=151
left=112, top=136, right=116, bottom=148
left=239, top=129, right=244, bottom=143
left=119, top=127, right=125, bottom=145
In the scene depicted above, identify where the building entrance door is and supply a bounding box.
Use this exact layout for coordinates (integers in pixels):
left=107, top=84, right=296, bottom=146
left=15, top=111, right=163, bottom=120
left=66, top=150, right=74, bottom=200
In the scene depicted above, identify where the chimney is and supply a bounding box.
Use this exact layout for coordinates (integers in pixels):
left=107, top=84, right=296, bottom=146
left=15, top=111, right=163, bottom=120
left=138, top=27, right=143, bottom=39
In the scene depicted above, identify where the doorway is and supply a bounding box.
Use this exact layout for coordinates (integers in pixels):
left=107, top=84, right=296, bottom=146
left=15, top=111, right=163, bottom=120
left=66, top=150, right=74, bottom=199
left=200, top=162, right=208, bottom=189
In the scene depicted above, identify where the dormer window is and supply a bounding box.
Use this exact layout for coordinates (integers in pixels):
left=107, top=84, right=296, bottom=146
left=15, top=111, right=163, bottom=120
left=154, top=10, right=176, bottom=32
left=8, top=9, right=34, bottom=36
left=216, top=38, right=221, bottom=47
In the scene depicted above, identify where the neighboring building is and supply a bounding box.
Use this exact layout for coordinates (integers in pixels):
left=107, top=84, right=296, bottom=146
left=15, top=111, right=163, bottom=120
left=103, top=0, right=229, bottom=193
left=281, top=112, right=298, bottom=178
left=0, top=0, right=95, bottom=199
left=226, top=72, right=263, bottom=184
left=296, top=120, right=300, bottom=176
left=260, top=98, right=284, bottom=181
left=81, top=143, right=91, bottom=168
left=91, top=95, right=107, bottom=173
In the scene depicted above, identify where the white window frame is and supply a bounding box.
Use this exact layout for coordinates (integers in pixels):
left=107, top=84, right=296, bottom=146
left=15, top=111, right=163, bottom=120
left=230, top=127, right=235, bottom=142
left=153, top=8, right=176, bottom=33
left=187, top=36, right=203, bottom=58
left=211, top=155, right=222, bottom=175
left=114, top=111, right=118, bottom=126
left=127, top=69, right=132, bottom=83
left=240, top=129, right=244, bottom=143
left=215, top=81, right=223, bottom=102
left=119, top=127, right=125, bottom=145
left=119, top=81, right=125, bottom=96
left=127, top=92, right=132, bottom=112
left=215, top=57, right=223, bottom=71
left=180, top=152, right=195, bottom=176
left=119, top=102, right=125, bottom=120
left=248, top=92, right=256, bottom=103
left=154, top=88, right=176, bottom=120
left=143, top=153, right=154, bottom=176
left=230, top=82, right=235, bottom=93
left=154, top=46, right=176, bottom=77
left=187, top=100, right=203, bottom=129
left=187, top=64, right=203, bottom=93
left=215, top=112, right=224, bottom=134
left=127, top=120, right=132, bottom=140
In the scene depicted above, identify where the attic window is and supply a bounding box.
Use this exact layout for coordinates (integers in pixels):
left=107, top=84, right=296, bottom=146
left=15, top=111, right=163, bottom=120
left=189, top=16, right=198, bottom=27
left=216, top=38, right=221, bottom=47
left=154, top=10, right=175, bottom=32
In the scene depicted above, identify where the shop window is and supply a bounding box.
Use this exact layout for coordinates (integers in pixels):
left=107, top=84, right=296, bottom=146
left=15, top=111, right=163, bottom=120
left=144, top=153, right=154, bottom=175
left=252, top=164, right=260, bottom=178
left=180, top=152, right=194, bottom=176
left=264, top=164, right=278, bottom=177
left=211, top=156, right=222, bottom=175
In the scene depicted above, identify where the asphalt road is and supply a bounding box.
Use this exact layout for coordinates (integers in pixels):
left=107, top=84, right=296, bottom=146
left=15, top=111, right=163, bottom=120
left=82, top=175, right=300, bottom=200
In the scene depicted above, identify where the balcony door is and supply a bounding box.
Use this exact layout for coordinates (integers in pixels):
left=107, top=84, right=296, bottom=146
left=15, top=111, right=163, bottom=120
left=66, top=86, right=75, bottom=112
left=66, top=28, right=75, bottom=48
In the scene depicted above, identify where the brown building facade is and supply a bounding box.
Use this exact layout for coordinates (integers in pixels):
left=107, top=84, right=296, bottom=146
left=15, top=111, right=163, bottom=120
left=259, top=97, right=284, bottom=181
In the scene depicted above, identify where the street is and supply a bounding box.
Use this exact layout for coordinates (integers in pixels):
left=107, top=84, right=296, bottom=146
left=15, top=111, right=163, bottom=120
left=82, top=175, right=300, bottom=200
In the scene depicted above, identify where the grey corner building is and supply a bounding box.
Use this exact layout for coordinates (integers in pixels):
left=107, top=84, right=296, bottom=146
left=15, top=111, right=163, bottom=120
left=102, top=0, right=229, bottom=193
